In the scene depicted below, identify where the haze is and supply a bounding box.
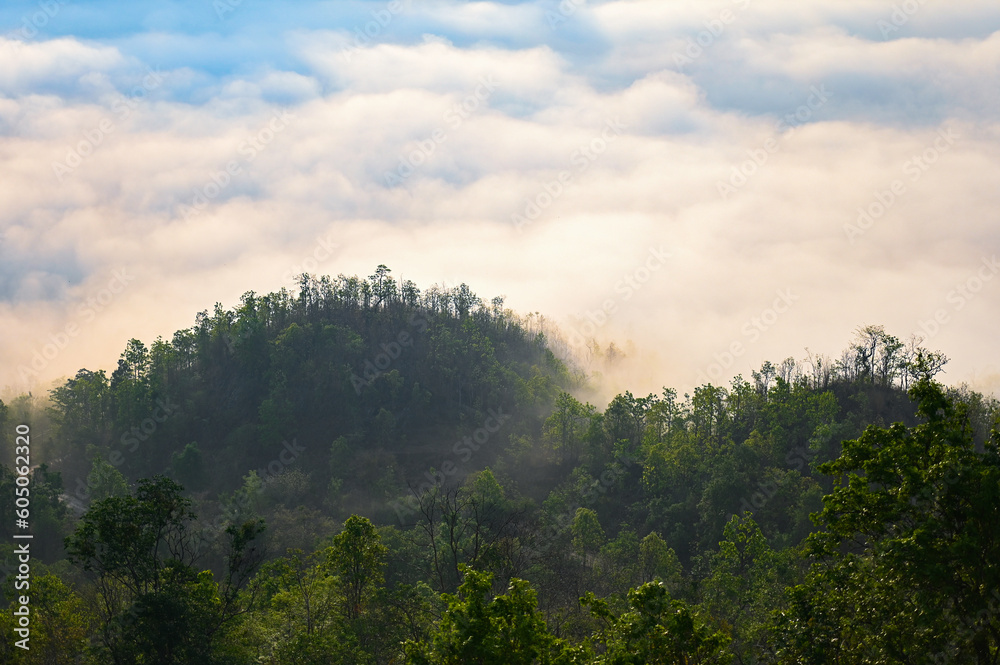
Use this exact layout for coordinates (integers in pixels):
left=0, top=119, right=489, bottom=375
left=2, top=0, right=999, bottom=399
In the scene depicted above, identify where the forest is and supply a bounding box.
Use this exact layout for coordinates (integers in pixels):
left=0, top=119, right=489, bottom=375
left=1, top=266, right=998, bottom=664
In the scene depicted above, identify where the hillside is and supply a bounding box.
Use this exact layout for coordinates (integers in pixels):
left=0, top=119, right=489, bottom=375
left=1, top=268, right=998, bottom=664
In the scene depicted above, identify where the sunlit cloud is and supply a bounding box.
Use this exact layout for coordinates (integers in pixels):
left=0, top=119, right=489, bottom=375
left=1, top=1, right=998, bottom=400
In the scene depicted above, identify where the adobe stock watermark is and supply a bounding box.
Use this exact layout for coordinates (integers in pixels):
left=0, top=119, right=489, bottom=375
left=390, top=407, right=513, bottom=523
left=531, top=451, right=638, bottom=557
left=214, top=0, right=245, bottom=20
left=695, top=287, right=799, bottom=386
left=16, top=268, right=136, bottom=384
left=929, top=588, right=1000, bottom=661
left=565, top=246, right=671, bottom=348
left=844, top=126, right=958, bottom=244
left=52, top=68, right=164, bottom=182
left=178, top=108, right=296, bottom=220
left=717, top=84, right=832, bottom=201
left=913, top=255, right=999, bottom=344
left=876, top=0, right=927, bottom=39
left=734, top=446, right=817, bottom=518
left=672, top=0, right=752, bottom=68
left=282, top=233, right=340, bottom=286
left=195, top=439, right=306, bottom=552
left=545, top=0, right=586, bottom=30
left=350, top=308, right=431, bottom=393
left=511, top=117, right=627, bottom=232
left=65, top=396, right=182, bottom=513
left=4, top=0, right=68, bottom=50
left=340, top=0, right=410, bottom=61
left=383, top=76, right=499, bottom=186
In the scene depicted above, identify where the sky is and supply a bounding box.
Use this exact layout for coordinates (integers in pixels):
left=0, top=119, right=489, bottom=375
left=1, top=0, right=999, bottom=401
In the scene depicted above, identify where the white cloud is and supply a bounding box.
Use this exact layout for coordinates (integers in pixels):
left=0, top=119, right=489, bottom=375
left=0, top=37, right=124, bottom=94
left=2, top=4, right=999, bottom=400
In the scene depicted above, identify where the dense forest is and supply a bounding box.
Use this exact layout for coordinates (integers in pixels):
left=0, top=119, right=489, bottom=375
left=1, top=266, right=998, bottom=664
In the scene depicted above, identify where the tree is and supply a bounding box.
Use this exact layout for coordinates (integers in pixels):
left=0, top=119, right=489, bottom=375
left=604, top=392, right=647, bottom=452
left=582, top=582, right=731, bottom=664
left=86, top=457, right=130, bottom=503
left=170, top=442, right=205, bottom=491
left=701, top=515, right=784, bottom=665
left=369, top=264, right=399, bottom=308
left=773, top=374, right=1000, bottom=662
left=644, top=389, right=683, bottom=446
left=64, top=476, right=265, bottom=664
left=691, top=385, right=728, bottom=450
left=47, top=369, right=111, bottom=469
left=404, top=566, right=570, bottom=665
left=111, top=339, right=152, bottom=426
left=601, top=527, right=641, bottom=592
left=543, top=393, right=594, bottom=464
left=328, top=515, right=387, bottom=621
left=571, top=508, right=605, bottom=563
left=0, top=573, right=94, bottom=664
left=251, top=548, right=345, bottom=665
left=639, top=532, right=682, bottom=590
left=412, top=479, right=524, bottom=594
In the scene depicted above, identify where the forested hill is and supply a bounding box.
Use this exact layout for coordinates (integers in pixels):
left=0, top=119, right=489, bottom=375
left=1, top=267, right=999, bottom=663
left=28, top=267, right=571, bottom=521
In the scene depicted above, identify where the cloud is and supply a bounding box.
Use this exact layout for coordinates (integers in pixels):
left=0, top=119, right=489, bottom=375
left=1, top=2, right=999, bottom=400
left=0, top=37, right=125, bottom=97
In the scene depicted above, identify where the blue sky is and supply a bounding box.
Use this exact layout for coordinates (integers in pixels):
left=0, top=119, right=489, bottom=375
left=2, top=0, right=999, bottom=397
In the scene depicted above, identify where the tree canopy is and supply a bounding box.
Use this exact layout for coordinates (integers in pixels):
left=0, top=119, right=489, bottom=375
left=1, top=270, right=995, bottom=664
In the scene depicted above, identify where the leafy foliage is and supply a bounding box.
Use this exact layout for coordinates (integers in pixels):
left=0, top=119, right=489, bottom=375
left=405, top=566, right=570, bottom=665
left=774, top=373, right=1000, bottom=662
left=1, top=271, right=994, bottom=664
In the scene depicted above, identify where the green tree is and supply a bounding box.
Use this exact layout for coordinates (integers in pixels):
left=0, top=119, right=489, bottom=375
left=582, top=581, right=731, bottom=664
left=701, top=514, right=783, bottom=665
left=601, top=527, right=641, bottom=592
left=571, top=508, right=605, bottom=561
left=170, top=442, right=205, bottom=491
left=328, top=515, right=387, bottom=621
left=251, top=548, right=346, bottom=665
left=64, top=476, right=265, bottom=664
left=639, top=532, right=682, bottom=590
left=0, top=573, right=94, bottom=664
left=404, top=566, right=570, bottom=665
left=86, top=457, right=129, bottom=503
left=48, top=369, right=111, bottom=468
left=543, top=393, right=594, bottom=464
left=773, top=374, right=1000, bottom=662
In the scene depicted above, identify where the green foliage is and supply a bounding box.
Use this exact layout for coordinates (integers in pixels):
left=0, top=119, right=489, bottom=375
left=571, top=508, right=605, bottom=559
left=170, top=442, right=205, bottom=491
left=405, top=566, right=570, bottom=665
left=86, top=457, right=129, bottom=503
left=638, top=532, right=682, bottom=589
left=774, top=375, right=1000, bottom=662
left=0, top=573, right=93, bottom=665
left=7, top=269, right=995, bottom=665
left=65, top=476, right=196, bottom=595
left=700, top=515, right=785, bottom=664
left=582, top=582, right=731, bottom=664
left=469, top=467, right=506, bottom=507
left=544, top=392, right=596, bottom=464
left=48, top=369, right=111, bottom=462
left=327, top=515, right=387, bottom=620
left=251, top=548, right=349, bottom=664
left=63, top=476, right=265, bottom=664
left=246, top=515, right=411, bottom=664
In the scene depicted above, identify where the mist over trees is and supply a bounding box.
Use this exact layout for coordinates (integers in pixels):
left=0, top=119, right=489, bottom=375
left=1, top=267, right=998, bottom=664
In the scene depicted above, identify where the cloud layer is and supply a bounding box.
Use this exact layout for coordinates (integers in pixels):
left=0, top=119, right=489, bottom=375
left=2, top=0, right=999, bottom=399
